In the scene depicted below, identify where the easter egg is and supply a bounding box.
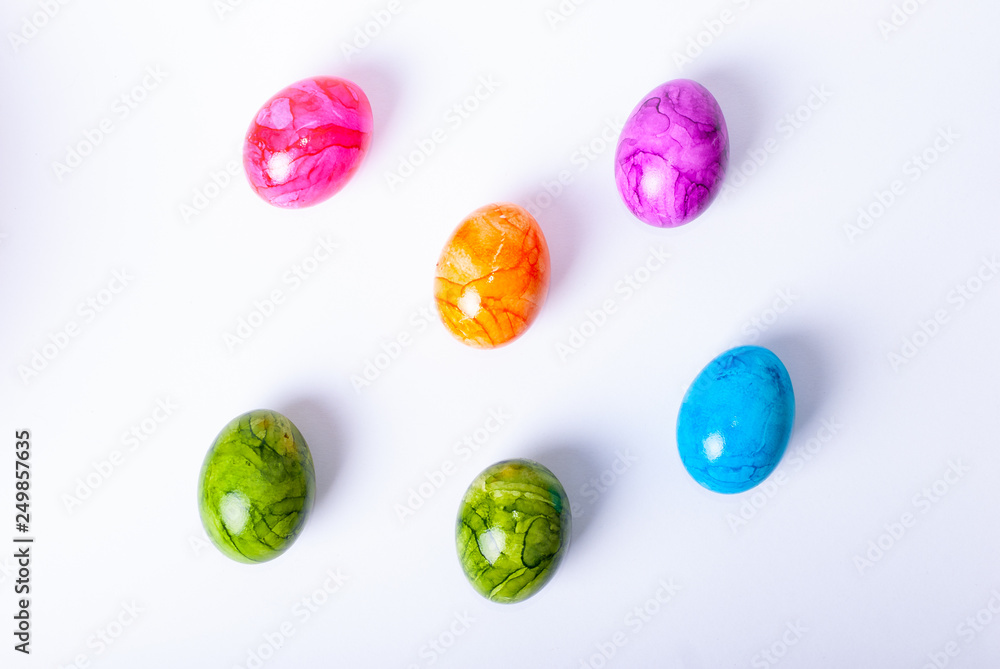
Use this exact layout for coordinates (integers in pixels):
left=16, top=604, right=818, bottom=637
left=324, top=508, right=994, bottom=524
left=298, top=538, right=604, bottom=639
left=243, top=76, right=373, bottom=208
left=615, top=79, right=728, bottom=227
left=434, top=203, right=550, bottom=348
left=198, top=410, right=316, bottom=563
left=677, top=346, right=794, bottom=494
left=456, top=459, right=571, bottom=603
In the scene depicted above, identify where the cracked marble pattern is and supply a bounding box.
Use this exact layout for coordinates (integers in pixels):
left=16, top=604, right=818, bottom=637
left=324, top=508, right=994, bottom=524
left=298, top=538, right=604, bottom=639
left=243, top=76, right=373, bottom=208
left=198, top=410, right=315, bottom=563
left=456, top=459, right=571, bottom=604
left=615, top=79, right=728, bottom=227
left=677, top=346, right=794, bottom=494
left=434, top=203, right=550, bottom=348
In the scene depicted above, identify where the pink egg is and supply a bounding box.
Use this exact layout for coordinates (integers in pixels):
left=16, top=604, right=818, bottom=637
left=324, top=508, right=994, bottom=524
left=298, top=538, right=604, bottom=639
left=243, top=76, right=373, bottom=209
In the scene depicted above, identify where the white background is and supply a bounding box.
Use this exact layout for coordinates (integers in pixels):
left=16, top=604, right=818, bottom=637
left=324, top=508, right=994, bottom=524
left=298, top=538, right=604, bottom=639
left=2, top=0, right=999, bottom=667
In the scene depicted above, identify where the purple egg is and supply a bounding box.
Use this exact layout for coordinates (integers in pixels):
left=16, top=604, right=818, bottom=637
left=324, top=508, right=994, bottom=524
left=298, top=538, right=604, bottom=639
left=615, top=79, right=729, bottom=228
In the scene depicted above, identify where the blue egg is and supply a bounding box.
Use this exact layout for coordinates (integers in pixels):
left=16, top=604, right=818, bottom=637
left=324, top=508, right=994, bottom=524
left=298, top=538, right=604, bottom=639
left=677, top=346, right=795, bottom=494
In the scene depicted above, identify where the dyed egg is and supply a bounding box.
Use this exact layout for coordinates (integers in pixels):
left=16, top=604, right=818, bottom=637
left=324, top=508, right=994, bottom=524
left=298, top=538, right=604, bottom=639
left=243, top=76, right=373, bottom=208
left=198, top=410, right=315, bottom=563
left=434, top=203, right=550, bottom=348
left=456, top=459, right=571, bottom=603
left=615, top=79, right=728, bottom=227
left=677, top=346, right=794, bottom=494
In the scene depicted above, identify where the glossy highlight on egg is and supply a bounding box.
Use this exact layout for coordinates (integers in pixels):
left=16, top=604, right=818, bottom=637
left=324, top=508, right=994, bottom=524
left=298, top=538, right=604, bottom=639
left=615, top=78, right=729, bottom=227
left=434, top=203, right=550, bottom=348
left=243, top=76, right=373, bottom=208
left=677, top=346, right=795, bottom=494
left=456, top=459, right=571, bottom=604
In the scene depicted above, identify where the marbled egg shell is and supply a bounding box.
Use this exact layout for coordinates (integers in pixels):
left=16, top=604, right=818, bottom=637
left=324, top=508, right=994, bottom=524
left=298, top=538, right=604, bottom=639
left=615, top=79, right=728, bottom=227
left=434, top=203, right=550, bottom=348
left=456, top=459, right=571, bottom=603
left=677, top=346, right=794, bottom=493
left=243, top=76, right=373, bottom=208
left=198, top=410, right=315, bottom=563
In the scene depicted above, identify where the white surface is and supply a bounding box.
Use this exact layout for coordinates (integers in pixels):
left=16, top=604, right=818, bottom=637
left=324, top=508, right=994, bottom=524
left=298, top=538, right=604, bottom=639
left=2, top=1, right=999, bottom=667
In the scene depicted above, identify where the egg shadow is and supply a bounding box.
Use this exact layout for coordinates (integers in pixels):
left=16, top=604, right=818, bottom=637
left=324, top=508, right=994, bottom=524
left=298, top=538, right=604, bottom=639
left=513, top=175, right=593, bottom=300
left=527, top=442, right=608, bottom=549
left=695, top=67, right=767, bottom=174
left=335, top=58, right=404, bottom=160
left=757, top=330, right=832, bottom=439
left=276, top=395, right=347, bottom=509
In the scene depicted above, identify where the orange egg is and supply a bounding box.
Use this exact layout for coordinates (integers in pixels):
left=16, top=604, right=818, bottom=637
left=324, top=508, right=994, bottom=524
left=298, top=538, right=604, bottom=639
left=434, top=203, right=550, bottom=348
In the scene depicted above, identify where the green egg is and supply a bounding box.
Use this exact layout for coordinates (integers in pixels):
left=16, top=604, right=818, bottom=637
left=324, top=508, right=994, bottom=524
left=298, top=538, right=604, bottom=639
left=456, top=459, right=571, bottom=603
left=198, top=410, right=315, bottom=564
